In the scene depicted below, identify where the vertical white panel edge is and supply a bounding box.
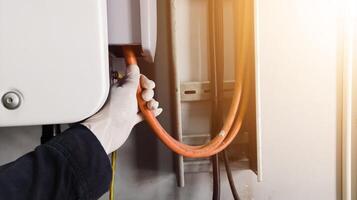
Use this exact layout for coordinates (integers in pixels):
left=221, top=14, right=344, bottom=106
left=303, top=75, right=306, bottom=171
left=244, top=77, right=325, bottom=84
left=342, top=1, right=355, bottom=199
left=254, top=0, right=263, bottom=182
left=169, top=0, right=185, bottom=187
left=140, top=0, right=157, bottom=62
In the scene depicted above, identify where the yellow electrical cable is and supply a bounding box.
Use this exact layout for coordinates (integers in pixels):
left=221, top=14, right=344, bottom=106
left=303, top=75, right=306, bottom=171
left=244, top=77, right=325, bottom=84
left=109, top=151, right=117, bottom=200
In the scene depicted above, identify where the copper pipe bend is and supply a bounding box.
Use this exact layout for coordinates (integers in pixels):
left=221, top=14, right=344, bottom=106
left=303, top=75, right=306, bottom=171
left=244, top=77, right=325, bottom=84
left=121, top=0, right=254, bottom=158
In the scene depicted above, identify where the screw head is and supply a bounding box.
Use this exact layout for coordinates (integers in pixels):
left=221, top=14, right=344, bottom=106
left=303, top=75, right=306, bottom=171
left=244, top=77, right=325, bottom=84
left=2, top=91, right=21, bottom=110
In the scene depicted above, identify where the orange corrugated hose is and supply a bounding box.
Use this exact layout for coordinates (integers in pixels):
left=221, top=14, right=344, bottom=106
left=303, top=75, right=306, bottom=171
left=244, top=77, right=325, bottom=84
left=122, top=0, right=254, bottom=158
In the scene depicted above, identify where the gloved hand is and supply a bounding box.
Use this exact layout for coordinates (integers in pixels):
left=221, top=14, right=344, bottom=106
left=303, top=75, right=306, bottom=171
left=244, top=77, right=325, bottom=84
left=82, top=64, right=162, bottom=154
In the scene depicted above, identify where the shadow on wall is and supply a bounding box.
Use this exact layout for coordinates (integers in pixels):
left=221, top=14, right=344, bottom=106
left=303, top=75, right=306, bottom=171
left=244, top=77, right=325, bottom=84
left=130, top=0, right=178, bottom=176
left=0, top=126, right=41, bottom=165
left=132, top=53, right=174, bottom=173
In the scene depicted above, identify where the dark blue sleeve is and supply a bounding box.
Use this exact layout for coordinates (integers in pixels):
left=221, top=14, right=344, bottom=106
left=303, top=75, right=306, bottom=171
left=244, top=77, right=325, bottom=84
left=0, top=124, right=112, bottom=200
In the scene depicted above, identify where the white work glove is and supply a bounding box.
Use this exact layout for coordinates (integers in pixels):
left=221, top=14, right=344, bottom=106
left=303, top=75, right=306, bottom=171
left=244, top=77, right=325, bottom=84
left=81, top=64, right=162, bottom=154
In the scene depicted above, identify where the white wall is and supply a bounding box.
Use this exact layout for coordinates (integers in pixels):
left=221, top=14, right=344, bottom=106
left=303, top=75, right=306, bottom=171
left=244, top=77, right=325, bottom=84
left=237, top=0, right=341, bottom=199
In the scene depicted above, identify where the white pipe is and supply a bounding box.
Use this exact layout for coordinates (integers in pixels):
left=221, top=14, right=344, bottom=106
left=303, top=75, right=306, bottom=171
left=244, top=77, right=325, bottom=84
left=170, top=0, right=185, bottom=187
left=254, top=0, right=263, bottom=182
left=342, top=1, right=355, bottom=199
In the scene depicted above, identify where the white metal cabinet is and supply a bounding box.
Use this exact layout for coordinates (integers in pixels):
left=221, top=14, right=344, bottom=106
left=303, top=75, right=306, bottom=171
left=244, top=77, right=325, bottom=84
left=0, top=0, right=109, bottom=126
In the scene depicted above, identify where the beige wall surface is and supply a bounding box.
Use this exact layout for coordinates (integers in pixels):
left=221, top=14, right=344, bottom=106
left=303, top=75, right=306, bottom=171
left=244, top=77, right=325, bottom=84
left=239, top=0, right=341, bottom=199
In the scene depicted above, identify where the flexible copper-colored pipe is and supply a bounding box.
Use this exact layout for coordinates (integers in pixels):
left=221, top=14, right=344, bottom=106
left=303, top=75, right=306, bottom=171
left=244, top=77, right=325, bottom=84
left=122, top=52, right=244, bottom=158
left=122, top=45, right=243, bottom=157
left=122, top=0, right=254, bottom=158
left=122, top=43, right=243, bottom=153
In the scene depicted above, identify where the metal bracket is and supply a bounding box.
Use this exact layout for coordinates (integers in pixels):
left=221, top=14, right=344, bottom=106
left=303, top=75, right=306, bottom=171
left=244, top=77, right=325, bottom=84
left=180, top=81, right=235, bottom=101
